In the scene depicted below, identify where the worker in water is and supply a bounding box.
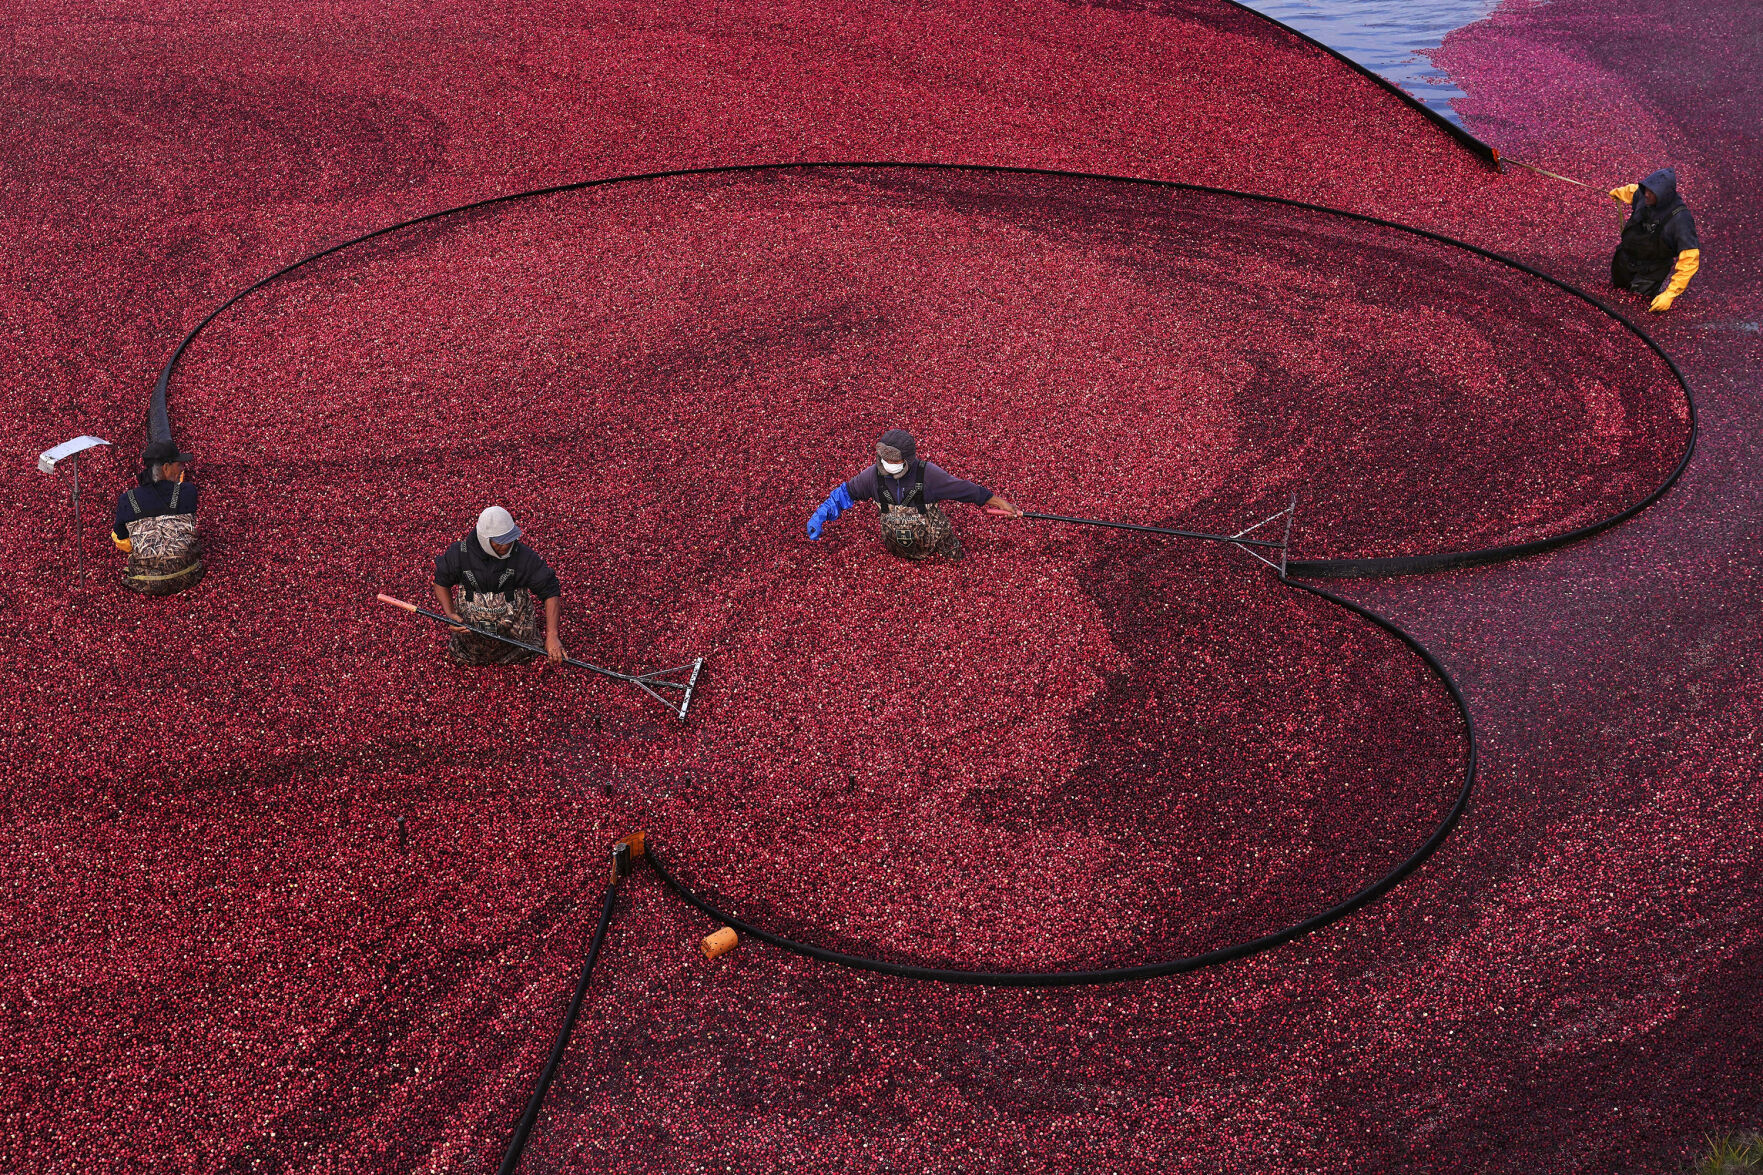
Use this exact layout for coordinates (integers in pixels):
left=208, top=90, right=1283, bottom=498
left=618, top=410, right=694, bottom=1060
left=1609, top=168, right=1700, bottom=312
left=112, top=439, right=204, bottom=595
left=432, top=506, right=566, bottom=666
left=806, top=428, right=1023, bottom=560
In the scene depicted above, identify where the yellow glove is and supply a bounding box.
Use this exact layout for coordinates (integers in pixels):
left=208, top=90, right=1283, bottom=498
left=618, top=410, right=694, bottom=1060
left=1610, top=183, right=1639, bottom=204
left=1650, top=248, right=1700, bottom=312
left=112, top=535, right=133, bottom=553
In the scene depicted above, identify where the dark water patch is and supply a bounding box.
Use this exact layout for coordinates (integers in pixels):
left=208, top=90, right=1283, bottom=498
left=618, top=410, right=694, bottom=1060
left=1235, top=0, right=1499, bottom=127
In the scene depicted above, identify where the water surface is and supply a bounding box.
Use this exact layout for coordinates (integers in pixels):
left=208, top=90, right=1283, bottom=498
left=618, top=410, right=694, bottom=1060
left=1236, top=0, right=1499, bottom=127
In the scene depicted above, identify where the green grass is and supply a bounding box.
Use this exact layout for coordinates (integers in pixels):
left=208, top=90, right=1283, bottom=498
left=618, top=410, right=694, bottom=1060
left=1701, top=1133, right=1763, bottom=1175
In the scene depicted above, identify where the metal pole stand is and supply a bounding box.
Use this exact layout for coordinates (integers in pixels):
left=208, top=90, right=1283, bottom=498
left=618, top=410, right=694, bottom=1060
left=70, top=453, right=84, bottom=578
left=37, top=436, right=111, bottom=581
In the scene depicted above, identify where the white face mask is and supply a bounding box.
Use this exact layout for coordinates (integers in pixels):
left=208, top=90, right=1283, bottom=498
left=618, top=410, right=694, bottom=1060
left=880, top=459, right=907, bottom=477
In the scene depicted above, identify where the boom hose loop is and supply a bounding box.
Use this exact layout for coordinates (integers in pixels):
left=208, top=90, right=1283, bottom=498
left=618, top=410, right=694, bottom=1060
left=639, top=573, right=1477, bottom=987
left=151, top=161, right=1693, bottom=578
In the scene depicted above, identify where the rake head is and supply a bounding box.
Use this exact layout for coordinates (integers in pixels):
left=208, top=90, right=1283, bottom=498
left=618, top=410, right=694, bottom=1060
left=627, top=658, right=706, bottom=722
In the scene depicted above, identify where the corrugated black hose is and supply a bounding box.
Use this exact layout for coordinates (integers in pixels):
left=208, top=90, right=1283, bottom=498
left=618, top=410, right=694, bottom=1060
left=494, top=838, right=639, bottom=1175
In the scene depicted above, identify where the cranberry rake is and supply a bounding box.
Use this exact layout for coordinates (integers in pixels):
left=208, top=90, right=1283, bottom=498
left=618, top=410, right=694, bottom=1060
left=375, top=593, right=704, bottom=720
left=994, top=496, right=1297, bottom=577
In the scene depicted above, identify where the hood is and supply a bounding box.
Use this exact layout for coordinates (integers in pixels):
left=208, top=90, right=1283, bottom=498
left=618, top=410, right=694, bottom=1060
left=475, top=505, right=521, bottom=559
left=876, top=428, right=917, bottom=468
left=1638, top=168, right=1683, bottom=219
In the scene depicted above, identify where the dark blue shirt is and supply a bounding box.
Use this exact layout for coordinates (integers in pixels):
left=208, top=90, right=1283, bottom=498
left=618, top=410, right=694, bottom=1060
left=842, top=461, right=992, bottom=508
left=113, top=474, right=198, bottom=539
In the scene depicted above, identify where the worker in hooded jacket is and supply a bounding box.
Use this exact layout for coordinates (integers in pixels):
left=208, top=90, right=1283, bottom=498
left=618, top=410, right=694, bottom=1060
left=806, top=428, right=1022, bottom=560
left=1609, top=167, right=1700, bottom=312
left=432, top=506, right=566, bottom=666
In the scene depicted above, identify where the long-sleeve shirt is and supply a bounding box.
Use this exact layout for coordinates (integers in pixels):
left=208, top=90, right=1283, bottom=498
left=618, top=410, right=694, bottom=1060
left=113, top=473, right=198, bottom=540
left=434, top=531, right=562, bottom=600
left=842, top=462, right=992, bottom=509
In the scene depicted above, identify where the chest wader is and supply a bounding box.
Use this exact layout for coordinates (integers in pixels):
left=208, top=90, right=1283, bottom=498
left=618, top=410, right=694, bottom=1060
left=447, top=544, right=540, bottom=665
left=1611, top=206, right=1687, bottom=296
left=875, top=463, right=962, bottom=560
left=121, top=482, right=205, bottom=596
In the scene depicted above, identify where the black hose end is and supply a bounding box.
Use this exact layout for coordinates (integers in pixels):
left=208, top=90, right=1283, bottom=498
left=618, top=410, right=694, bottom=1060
left=608, top=831, right=646, bottom=884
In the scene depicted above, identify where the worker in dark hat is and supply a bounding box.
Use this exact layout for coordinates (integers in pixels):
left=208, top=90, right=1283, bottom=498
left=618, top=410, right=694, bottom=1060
left=112, top=439, right=204, bottom=595
left=806, top=428, right=1023, bottom=560
left=431, top=506, right=566, bottom=666
left=1609, top=168, right=1700, bottom=312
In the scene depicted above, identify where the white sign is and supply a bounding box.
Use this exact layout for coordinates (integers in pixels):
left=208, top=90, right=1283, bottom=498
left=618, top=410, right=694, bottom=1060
left=37, top=435, right=110, bottom=474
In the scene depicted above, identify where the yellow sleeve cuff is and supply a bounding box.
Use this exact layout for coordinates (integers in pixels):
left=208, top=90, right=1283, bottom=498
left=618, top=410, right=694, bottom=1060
left=1650, top=251, right=1700, bottom=311
left=1664, top=248, right=1700, bottom=297
left=1609, top=183, right=1639, bottom=204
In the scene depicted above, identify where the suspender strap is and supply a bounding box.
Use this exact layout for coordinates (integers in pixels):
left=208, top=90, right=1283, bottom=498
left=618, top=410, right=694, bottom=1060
left=874, top=462, right=929, bottom=515
left=904, top=462, right=927, bottom=515
left=128, top=481, right=188, bottom=519
left=459, top=560, right=518, bottom=601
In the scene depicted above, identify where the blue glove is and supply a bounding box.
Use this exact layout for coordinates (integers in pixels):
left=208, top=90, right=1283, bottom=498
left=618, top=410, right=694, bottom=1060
left=806, top=484, right=855, bottom=540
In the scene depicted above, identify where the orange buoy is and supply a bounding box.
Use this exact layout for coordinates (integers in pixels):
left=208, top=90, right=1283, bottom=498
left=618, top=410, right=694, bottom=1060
left=701, top=927, right=738, bottom=960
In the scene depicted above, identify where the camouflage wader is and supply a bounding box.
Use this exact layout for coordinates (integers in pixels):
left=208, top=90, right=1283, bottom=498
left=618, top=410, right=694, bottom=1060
left=448, top=579, right=540, bottom=666
left=874, top=462, right=963, bottom=560
left=121, top=483, right=205, bottom=596
left=878, top=502, right=963, bottom=560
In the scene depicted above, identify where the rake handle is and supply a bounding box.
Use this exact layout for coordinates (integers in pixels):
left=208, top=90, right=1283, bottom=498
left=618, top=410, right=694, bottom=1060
left=1021, top=512, right=1285, bottom=548
left=374, top=593, right=634, bottom=682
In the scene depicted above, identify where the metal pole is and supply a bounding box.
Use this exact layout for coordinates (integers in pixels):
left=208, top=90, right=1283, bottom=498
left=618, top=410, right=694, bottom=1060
left=382, top=596, right=643, bottom=683
left=71, top=453, right=84, bottom=578
left=1280, top=494, right=1296, bottom=581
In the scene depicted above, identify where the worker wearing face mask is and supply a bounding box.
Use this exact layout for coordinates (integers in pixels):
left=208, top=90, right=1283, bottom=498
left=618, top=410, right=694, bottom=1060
left=431, top=506, right=566, bottom=665
left=1609, top=167, right=1700, bottom=313
left=806, top=428, right=1023, bottom=560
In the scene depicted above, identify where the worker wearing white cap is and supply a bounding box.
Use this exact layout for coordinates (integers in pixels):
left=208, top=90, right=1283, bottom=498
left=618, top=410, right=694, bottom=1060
left=431, top=506, right=566, bottom=665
